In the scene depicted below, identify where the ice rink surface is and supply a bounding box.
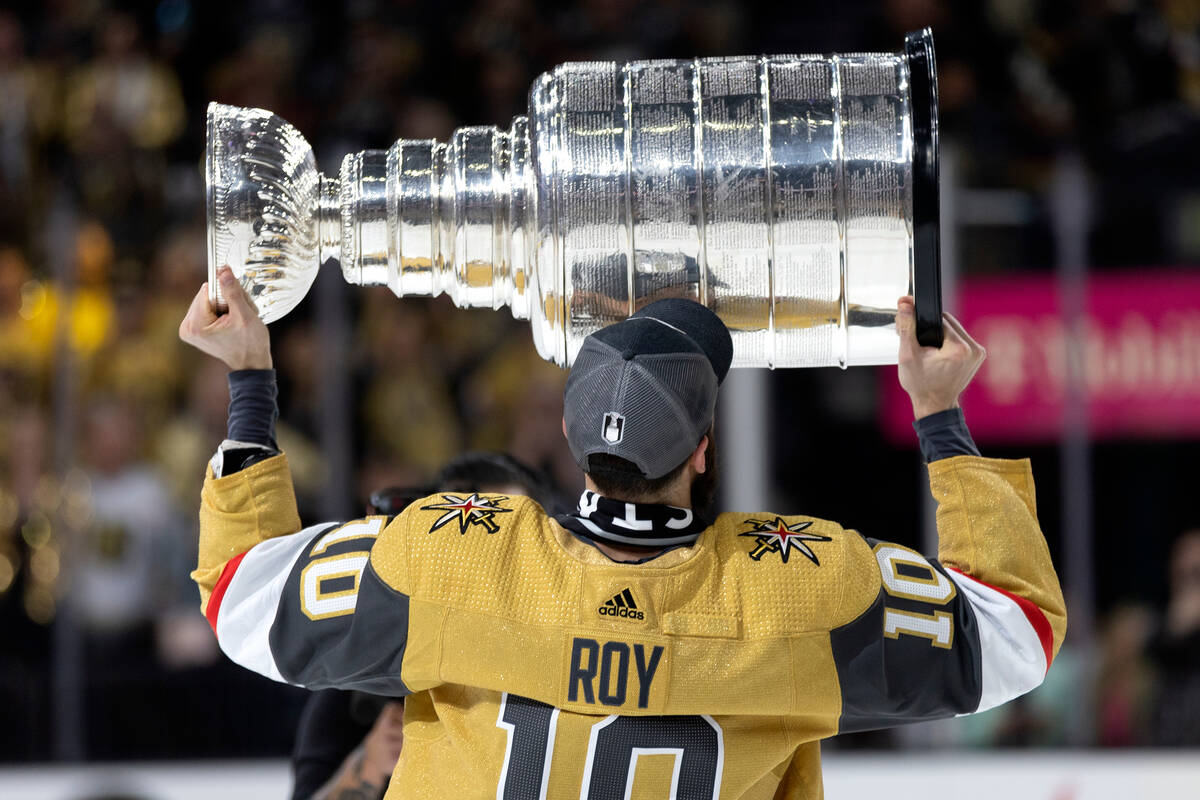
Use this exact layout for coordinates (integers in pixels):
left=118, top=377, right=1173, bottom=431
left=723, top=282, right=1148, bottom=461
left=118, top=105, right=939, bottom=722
left=2, top=753, right=1198, bottom=800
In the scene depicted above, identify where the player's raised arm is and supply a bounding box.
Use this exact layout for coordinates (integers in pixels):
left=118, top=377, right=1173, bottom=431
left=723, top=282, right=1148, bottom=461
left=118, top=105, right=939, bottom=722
left=180, top=269, right=412, bottom=695
left=826, top=299, right=1066, bottom=731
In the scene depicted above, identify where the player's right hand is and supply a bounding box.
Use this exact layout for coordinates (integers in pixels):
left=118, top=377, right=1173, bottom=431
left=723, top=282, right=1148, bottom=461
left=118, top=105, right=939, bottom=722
left=179, top=266, right=273, bottom=371
left=895, top=295, right=985, bottom=420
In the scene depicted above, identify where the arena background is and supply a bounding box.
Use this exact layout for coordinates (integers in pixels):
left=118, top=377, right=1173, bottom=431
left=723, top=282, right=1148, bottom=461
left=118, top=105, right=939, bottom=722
left=1, top=0, right=1198, bottom=797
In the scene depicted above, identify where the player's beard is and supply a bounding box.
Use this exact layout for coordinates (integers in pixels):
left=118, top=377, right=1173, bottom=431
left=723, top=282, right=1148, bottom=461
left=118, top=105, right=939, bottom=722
left=690, top=426, right=719, bottom=520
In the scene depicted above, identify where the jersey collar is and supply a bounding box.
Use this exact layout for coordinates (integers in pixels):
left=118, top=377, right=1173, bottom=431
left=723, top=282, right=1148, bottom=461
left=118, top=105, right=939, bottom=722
left=555, top=490, right=709, bottom=549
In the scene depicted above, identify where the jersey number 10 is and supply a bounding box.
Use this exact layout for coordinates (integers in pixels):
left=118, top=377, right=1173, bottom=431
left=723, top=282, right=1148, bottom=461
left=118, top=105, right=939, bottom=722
left=874, top=543, right=957, bottom=649
left=497, top=693, right=724, bottom=800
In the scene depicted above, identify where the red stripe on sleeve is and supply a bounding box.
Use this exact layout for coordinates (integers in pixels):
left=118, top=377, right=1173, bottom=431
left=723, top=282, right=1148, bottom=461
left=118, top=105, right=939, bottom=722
left=948, top=568, right=1055, bottom=671
left=205, top=551, right=249, bottom=633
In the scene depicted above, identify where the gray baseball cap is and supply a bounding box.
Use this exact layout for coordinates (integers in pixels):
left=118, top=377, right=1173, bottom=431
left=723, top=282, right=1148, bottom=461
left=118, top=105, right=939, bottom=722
left=563, top=299, right=733, bottom=479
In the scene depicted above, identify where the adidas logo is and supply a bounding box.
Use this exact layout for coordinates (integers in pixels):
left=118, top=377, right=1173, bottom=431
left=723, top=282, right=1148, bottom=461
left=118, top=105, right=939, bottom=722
left=598, top=588, right=645, bottom=620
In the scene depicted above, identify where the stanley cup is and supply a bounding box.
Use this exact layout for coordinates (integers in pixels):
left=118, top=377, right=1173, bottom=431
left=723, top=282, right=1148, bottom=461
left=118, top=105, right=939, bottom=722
left=206, top=29, right=943, bottom=368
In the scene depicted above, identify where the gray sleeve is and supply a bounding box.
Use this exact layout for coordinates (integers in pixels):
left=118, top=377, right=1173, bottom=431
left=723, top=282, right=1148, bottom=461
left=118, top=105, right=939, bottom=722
left=269, top=556, right=412, bottom=695
left=227, top=368, right=279, bottom=448
left=912, top=407, right=981, bottom=462
left=211, top=519, right=413, bottom=695
left=213, top=369, right=281, bottom=477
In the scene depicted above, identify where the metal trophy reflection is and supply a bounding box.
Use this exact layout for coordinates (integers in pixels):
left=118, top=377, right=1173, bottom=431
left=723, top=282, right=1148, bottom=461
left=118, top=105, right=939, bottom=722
left=206, top=29, right=943, bottom=368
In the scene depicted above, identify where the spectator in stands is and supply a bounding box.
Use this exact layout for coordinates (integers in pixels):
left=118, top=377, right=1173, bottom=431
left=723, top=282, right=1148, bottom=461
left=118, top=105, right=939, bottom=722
left=0, top=11, right=56, bottom=237
left=73, top=397, right=184, bottom=638
left=1148, top=528, right=1200, bottom=745
left=62, top=11, right=184, bottom=152
left=1095, top=604, right=1154, bottom=747
left=72, top=395, right=191, bottom=757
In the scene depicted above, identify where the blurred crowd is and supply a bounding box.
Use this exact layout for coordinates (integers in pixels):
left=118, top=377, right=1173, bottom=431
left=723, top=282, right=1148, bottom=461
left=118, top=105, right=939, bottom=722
left=0, top=0, right=1198, bottom=761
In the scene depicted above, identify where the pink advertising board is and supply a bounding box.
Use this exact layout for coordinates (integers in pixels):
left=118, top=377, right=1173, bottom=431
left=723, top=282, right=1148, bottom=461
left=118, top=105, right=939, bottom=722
left=880, top=270, right=1200, bottom=443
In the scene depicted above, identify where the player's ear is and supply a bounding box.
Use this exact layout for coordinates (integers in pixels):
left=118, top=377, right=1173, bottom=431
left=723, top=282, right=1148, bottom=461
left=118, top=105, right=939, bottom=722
left=690, top=435, right=708, bottom=474
left=562, top=417, right=567, bottom=438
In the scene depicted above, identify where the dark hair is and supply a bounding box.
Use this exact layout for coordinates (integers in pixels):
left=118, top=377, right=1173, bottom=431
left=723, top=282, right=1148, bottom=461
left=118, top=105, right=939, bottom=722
left=436, top=451, right=557, bottom=509
left=367, top=485, right=435, bottom=516
left=585, top=453, right=690, bottom=501
left=585, top=425, right=716, bottom=513
left=369, top=453, right=560, bottom=516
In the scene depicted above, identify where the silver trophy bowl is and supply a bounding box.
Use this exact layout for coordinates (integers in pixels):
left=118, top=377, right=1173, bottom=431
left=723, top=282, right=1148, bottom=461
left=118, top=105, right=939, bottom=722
left=206, top=29, right=943, bottom=367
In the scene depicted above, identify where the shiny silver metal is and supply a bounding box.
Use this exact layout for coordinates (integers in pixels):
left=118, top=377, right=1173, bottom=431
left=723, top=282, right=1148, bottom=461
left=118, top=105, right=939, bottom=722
left=206, top=30, right=940, bottom=367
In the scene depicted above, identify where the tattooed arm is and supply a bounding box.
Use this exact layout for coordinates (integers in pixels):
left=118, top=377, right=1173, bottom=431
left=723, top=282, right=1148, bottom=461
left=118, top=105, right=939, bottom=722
left=309, top=703, right=404, bottom=800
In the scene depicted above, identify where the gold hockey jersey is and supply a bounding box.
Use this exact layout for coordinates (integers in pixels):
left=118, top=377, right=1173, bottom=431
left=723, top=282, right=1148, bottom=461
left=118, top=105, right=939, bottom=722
left=195, top=453, right=1065, bottom=799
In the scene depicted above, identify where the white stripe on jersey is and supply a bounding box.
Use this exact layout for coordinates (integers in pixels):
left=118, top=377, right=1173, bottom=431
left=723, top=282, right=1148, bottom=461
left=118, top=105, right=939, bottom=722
left=214, top=524, right=331, bottom=683
left=947, top=569, right=1048, bottom=713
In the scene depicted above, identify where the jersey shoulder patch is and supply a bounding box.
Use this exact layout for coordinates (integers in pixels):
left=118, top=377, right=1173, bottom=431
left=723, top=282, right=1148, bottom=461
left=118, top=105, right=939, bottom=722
left=688, top=512, right=879, bottom=636
left=369, top=491, right=532, bottom=597
left=400, top=495, right=583, bottom=626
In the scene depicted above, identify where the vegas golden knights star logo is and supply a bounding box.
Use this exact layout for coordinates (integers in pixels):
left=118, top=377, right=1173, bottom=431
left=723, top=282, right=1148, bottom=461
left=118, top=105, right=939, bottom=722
left=420, top=494, right=513, bottom=534
left=739, top=517, right=831, bottom=564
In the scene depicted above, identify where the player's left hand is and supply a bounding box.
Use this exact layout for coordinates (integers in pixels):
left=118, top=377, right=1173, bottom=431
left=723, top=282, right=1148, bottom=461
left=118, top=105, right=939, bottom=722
left=179, top=266, right=273, bottom=371
left=896, top=295, right=985, bottom=419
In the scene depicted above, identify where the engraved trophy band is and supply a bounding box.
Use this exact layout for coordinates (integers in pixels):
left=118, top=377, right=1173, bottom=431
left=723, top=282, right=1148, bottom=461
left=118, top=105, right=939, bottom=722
left=206, top=28, right=943, bottom=368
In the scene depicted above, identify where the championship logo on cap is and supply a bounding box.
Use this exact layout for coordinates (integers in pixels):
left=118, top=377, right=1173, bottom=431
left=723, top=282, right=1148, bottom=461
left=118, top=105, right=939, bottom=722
left=602, top=412, right=625, bottom=444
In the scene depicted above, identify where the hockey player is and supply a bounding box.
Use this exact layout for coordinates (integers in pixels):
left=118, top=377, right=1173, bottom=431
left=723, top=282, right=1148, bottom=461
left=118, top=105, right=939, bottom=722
left=181, top=265, right=1065, bottom=798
